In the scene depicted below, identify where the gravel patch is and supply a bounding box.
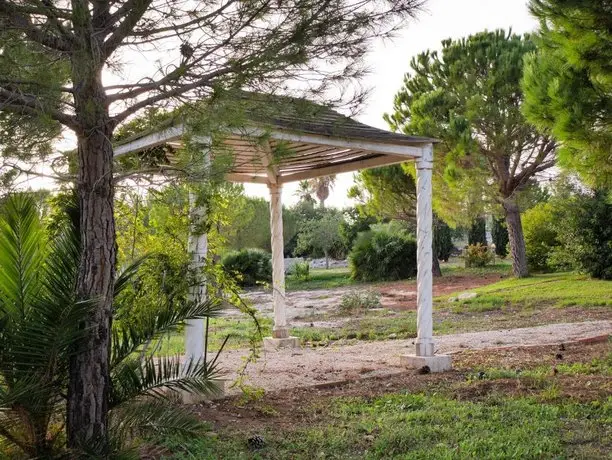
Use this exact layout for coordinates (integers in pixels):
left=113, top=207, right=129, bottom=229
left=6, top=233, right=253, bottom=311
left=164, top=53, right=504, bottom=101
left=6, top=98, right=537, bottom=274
left=214, top=320, right=611, bottom=395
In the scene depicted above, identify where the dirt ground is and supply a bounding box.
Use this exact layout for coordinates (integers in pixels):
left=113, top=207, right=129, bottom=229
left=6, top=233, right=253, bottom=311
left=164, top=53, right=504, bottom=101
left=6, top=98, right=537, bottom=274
left=242, top=273, right=503, bottom=324
left=196, top=340, right=611, bottom=433
left=212, top=320, right=611, bottom=396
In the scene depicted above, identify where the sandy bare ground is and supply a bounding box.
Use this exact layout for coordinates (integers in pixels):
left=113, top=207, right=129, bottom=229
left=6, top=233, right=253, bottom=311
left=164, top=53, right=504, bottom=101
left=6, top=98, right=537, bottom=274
left=214, top=321, right=611, bottom=395
left=240, top=273, right=504, bottom=326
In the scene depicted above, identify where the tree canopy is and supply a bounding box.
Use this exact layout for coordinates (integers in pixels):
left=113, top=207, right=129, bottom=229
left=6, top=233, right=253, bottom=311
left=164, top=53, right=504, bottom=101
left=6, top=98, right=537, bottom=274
left=522, top=0, right=611, bottom=188
left=385, top=30, right=557, bottom=277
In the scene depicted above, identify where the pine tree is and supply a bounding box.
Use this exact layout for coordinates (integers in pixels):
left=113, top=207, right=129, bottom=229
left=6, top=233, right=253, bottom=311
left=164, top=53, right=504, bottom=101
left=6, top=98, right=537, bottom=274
left=386, top=30, right=557, bottom=278
left=522, top=0, right=611, bottom=188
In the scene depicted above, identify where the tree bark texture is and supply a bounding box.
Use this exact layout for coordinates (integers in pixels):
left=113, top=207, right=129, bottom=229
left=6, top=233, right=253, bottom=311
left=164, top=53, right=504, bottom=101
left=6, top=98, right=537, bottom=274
left=67, top=11, right=116, bottom=452
left=503, top=199, right=529, bottom=278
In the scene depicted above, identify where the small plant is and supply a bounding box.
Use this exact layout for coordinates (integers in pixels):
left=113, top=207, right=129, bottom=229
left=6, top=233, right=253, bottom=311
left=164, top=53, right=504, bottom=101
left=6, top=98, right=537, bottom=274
left=291, top=261, right=311, bottom=281
left=463, top=243, right=494, bottom=268
left=340, top=289, right=381, bottom=311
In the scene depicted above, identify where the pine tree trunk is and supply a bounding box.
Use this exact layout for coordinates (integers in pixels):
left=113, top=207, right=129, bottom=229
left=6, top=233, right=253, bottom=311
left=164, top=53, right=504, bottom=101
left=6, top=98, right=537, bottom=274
left=67, top=37, right=116, bottom=452
left=503, top=198, right=529, bottom=278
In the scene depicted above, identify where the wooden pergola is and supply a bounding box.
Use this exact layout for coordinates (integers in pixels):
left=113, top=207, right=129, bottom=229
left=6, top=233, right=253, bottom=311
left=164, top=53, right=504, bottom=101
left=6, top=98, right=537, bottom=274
left=114, top=97, right=452, bottom=373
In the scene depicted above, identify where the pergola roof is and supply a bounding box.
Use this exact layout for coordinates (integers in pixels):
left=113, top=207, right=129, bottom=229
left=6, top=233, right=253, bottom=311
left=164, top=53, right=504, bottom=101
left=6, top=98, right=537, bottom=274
left=114, top=94, right=436, bottom=185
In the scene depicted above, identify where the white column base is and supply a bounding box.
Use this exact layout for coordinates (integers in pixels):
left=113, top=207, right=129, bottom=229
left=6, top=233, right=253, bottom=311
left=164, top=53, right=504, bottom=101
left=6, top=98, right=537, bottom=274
left=263, top=336, right=300, bottom=350
left=415, top=340, right=435, bottom=357
left=400, top=354, right=452, bottom=373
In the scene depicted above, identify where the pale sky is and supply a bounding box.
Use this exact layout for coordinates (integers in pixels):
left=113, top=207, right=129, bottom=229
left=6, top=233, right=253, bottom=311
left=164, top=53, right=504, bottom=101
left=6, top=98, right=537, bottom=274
left=244, top=0, right=538, bottom=208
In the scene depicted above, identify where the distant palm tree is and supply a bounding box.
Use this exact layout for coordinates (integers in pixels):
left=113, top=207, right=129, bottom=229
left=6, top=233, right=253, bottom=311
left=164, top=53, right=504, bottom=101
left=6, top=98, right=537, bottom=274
left=309, top=175, right=336, bottom=208
left=294, top=180, right=316, bottom=205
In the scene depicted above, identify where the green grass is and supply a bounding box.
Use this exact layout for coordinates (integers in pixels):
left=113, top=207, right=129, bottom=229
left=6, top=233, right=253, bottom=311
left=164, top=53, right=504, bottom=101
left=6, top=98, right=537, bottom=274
left=159, top=392, right=611, bottom=459
left=155, top=317, right=273, bottom=355
left=445, top=272, right=612, bottom=311
left=294, top=311, right=417, bottom=344
left=286, top=267, right=355, bottom=291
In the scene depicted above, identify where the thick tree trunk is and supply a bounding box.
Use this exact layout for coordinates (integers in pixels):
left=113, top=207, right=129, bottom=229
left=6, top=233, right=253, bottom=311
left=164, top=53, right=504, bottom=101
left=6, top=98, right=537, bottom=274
left=503, top=198, right=529, bottom=278
left=67, top=49, right=116, bottom=451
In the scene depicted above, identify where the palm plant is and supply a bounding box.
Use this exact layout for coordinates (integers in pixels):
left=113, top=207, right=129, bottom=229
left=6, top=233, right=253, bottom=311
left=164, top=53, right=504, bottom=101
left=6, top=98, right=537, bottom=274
left=0, top=194, right=224, bottom=458
left=308, top=175, right=336, bottom=208
left=294, top=180, right=316, bottom=205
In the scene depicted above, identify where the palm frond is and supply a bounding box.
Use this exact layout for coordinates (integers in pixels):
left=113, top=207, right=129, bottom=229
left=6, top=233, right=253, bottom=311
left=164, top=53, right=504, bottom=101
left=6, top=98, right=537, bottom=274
left=109, top=398, right=205, bottom=449
left=111, top=297, right=224, bottom=368
left=114, top=255, right=148, bottom=299
left=0, top=194, right=44, bottom=318
left=110, top=354, right=222, bottom=407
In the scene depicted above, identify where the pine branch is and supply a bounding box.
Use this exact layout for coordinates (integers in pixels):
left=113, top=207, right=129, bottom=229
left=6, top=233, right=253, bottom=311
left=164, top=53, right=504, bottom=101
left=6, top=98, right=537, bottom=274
left=0, top=87, right=78, bottom=130
left=103, top=0, right=154, bottom=57
left=0, top=0, right=73, bottom=52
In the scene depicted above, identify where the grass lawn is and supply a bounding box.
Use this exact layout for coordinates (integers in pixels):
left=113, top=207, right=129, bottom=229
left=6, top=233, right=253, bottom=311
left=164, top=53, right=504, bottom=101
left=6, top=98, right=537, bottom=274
left=450, top=272, right=612, bottom=309
left=154, top=342, right=612, bottom=459
left=286, top=267, right=356, bottom=291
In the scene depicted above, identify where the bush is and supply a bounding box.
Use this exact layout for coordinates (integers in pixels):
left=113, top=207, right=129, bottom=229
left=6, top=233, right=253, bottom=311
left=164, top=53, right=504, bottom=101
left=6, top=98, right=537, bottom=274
left=468, top=217, right=487, bottom=245
left=522, top=189, right=611, bottom=279
left=523, top=202, right=562, bottom=271
left=553, top=189, right=612, bottom=280
left=291, top=261, right=310, bottom=281
left=340, top=289, right=381, bottom=311
left=349, top=225, right=417, bottom=282
left=222, top=248, right=272, bottom=287
left=464, top=243, right=493, bottom=268
left=491, top=217, right=509, bottom=258
left=434, top=218, right=454, bottom=262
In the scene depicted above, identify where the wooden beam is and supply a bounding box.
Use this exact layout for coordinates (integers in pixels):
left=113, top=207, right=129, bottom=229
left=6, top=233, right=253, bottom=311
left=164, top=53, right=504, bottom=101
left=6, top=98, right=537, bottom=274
left=278, top=154, right=409, bottom=183
left=238, top=127, right=424, bottom=158
left=114, top=125, right=184, bottom=156
left=225, top=173, right=269, bottom=184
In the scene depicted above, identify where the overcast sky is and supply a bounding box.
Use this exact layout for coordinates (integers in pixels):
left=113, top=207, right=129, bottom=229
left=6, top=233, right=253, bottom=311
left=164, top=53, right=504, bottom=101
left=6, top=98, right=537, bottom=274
left=244, top=0, right=538, bottom=208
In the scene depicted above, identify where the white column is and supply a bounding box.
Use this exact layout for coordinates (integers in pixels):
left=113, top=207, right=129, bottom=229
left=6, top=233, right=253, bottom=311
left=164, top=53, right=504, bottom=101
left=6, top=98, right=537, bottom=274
left=268, top=183, right=288, bottom=338
left=415, top=144, right=434, bottom=357
left=185, top=192, right=207, bottom=364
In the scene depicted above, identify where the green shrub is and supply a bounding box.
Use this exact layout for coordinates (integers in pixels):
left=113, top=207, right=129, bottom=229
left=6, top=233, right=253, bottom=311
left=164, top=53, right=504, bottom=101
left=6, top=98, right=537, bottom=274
left=522, top=202, right=561, bottom=271
left=349, top=225, right=417, bottom=282
left=291, top=261, right=311, bottom=281
left=491, top=217, right=509, bottom=258
left=468, top=217, right=487, bottom=245
left=221, top=248, right=272, bottom=287
left=463, top=243, right=493, bottom=268
left=553, top=189, right=612, bottom=280
left=340, top=289, right=381, bottom=311
left=434, top=218, right=454, bottom=262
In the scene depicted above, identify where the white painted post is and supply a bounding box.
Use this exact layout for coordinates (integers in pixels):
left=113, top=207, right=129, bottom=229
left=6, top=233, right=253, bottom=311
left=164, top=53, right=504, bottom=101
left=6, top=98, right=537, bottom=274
left=185, top=192, right=207, bottom=365
left=268, top=184, right=288, bottom=339
left=400, top=143, right=451, bottom=372
left=415, top=144, right=434, bottom=357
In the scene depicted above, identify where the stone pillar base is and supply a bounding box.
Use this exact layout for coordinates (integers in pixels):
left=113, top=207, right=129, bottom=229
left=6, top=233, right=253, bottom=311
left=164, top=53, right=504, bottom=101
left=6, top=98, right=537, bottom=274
left=263, top=336, right=300, bottom=350
left=181, top=379, right=226, bottom=404
left=400, top=354, right=452, bottom=373
left=272, top=327, right=289, bottom=339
